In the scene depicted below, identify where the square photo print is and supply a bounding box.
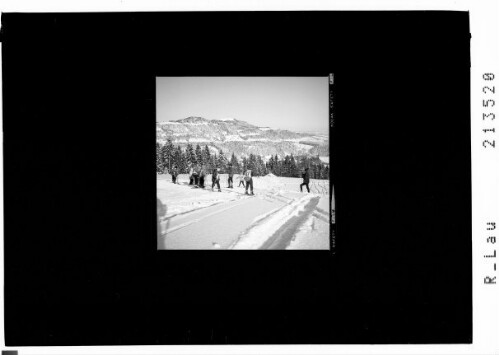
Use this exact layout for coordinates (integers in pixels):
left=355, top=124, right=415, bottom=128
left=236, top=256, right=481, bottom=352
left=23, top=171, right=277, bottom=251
left=156, top=77, right=333, bottom=250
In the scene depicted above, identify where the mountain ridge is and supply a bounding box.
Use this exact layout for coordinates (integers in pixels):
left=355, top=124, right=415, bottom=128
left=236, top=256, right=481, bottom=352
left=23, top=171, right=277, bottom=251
left=156, top=116, right=329, bottom=158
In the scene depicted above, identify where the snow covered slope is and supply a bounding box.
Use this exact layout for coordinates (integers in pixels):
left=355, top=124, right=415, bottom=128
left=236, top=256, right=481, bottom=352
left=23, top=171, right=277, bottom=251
left=157, top=174, right=332, bottom=250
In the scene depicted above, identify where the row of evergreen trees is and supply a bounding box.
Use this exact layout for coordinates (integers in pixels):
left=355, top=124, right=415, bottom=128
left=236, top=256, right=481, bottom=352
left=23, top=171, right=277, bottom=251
left=156, top=140, right=329, bottom=179
left=266, top=154, right=330, bottom=180
left=157, top=140, right=231, bottom=174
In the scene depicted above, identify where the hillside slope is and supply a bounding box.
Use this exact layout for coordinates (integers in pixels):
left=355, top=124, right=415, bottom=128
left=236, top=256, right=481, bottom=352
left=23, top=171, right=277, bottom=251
left=156, top=117, right=329, bottom=157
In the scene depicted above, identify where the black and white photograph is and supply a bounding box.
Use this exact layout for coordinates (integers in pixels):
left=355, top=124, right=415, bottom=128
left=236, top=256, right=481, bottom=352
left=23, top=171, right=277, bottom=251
left=2, top=8, right=487, bottom=351
left=156, top=77, right=333, bottom=250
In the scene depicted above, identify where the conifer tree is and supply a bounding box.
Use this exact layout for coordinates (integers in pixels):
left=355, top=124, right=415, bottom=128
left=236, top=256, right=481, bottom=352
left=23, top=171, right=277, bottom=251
left=242, top=156, right=248, bottom=173
left=160, top=139, right=175, bottom=172
left=186, top=143, right=197, bottom=167
left=212, top=153, right=218, bottom=169
left=183, top=146, right=190, bottom=173
left=312, top=163, right=319, bottom=179
left=156, top=143, right=164, bottom=173
left=323, top=165, right=330, bottom=180
left=283, top=155, right=291, bottom=177
left=230, top=153, right=240, bottom=173
left=171, top=146, right=181, bottom=172
left=160, top=145, right=169, bottom=173
left=247, top=154, right=256, bottom=173
left=195, top=144, right=203, bottom=167
left=274, top=154, right=280, bottom=175
left=290, top=154, right=298, bottom=177
left=268, top=156, right=275, bottom=173
left=217, top=149, right=228, bottom=173
left=252, top=155, right=260, bottom=176
left=299, top=156, right=309, bottom=173
left=203, top=145, right=211, bottom=170
left=256, top=155, right=266, bottom=176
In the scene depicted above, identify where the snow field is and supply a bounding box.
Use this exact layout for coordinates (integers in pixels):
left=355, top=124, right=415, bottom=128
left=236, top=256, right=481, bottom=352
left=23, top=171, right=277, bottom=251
left=287, top=196, right=331, bottom=249
left=157, top=175, right=241, bottom=218
left=229, top=194, right=316, bottom=249
left=157, top=174, right=333, bottom=249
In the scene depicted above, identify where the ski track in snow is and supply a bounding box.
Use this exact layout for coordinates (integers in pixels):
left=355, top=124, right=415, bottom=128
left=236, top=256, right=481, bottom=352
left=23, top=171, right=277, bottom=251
left=161, top=196, right=281, bottom=249
left=162, top=199, right=229, bottom=220
left=158, top=174, right=332, bottom=249
left=229, top=194, right=319, bottom=250
left=262, top=196, right=321, bottom=250
left=287, top=203, right=330, bottom=249
left=164, top=197, right=252, bottom=235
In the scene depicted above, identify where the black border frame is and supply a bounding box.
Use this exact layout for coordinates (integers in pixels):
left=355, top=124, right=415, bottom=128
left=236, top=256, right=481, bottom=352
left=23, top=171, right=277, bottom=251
left=2, top=11, right=471, bottom=345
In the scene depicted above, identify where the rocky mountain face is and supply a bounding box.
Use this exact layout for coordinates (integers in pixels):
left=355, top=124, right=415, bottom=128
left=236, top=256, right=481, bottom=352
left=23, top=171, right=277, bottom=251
left=156, top=117, right=329, bottom=158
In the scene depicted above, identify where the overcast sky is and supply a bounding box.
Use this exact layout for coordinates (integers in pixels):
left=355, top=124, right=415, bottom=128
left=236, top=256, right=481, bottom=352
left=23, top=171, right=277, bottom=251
left=156, top=77, right=328, bottom=134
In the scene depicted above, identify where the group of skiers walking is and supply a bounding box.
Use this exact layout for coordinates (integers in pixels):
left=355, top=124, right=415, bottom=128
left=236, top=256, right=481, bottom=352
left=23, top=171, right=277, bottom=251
left=168, top=164, right=311, bottom=195
left=168, top=163, right=255, bottom=195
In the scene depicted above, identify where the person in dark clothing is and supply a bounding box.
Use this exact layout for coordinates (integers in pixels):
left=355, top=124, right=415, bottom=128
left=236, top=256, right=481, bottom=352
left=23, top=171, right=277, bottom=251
left=212, top=168, right=221, bottom=192
left=300, top=167, right=310, bottom=193
left=171, top=165, right=179, bottom=184
left=193, top=165, right=200, bottom=186
left=199, top=166, right=206, bottom=188
left=227, top=164, right=234, bottom=188
left=244, top=170, right=254, bottom=195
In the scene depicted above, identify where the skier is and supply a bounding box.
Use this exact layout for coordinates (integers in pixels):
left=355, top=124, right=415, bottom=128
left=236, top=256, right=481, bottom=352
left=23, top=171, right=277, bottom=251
left=227, top=163, right=234, bottom=188
left=171, top=165, right=179, bottom=184
left=199, top=165, right=206, bottom=188
left=212, top=168, right=221, bottom=192
left=244, top=169, right=254, bottom=195
left=300, top=167, right=310, bottom=193
left=192, top=164, right=200, bottom=186
left=238, top=173, right=245, bottom=188
left=188, top=165, right=194, bottom=185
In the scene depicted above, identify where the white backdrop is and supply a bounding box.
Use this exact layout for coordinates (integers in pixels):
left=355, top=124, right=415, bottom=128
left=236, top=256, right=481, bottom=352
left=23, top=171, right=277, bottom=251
left=0, top=0, right=497, bottom=354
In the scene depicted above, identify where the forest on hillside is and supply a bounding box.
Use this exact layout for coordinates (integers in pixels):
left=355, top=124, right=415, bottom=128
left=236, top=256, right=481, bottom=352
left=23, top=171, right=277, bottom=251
left=157, top=140, right=330, bottom=179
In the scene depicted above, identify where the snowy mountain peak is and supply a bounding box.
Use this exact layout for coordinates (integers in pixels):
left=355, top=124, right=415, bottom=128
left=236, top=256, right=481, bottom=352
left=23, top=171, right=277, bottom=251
left=215, top=117, right=236, bottom=121
left=175, top=116, right=209, bottom=123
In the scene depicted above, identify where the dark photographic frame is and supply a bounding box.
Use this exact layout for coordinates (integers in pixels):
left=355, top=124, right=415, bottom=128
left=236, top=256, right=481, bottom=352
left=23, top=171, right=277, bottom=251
left=2, top=11, right=471, bottom=345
